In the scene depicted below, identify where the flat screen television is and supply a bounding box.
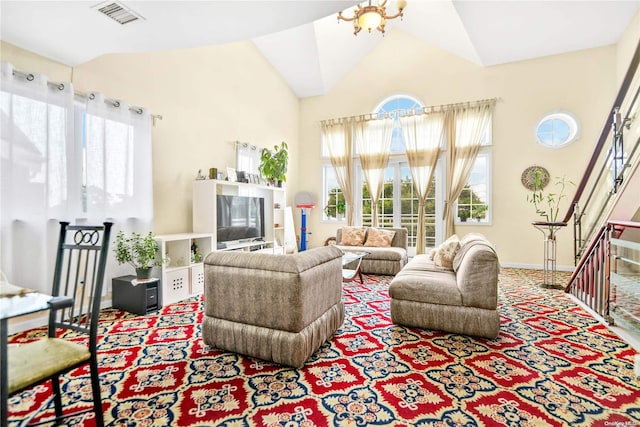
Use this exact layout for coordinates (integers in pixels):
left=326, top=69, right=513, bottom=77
left=216, top=195, right=265, bottom=244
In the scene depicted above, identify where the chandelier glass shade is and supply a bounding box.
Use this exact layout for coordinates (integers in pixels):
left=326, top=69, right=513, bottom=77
left=338, top=0, right=406, bottom=35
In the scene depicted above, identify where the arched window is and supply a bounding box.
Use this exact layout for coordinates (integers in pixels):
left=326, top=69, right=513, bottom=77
left=374, top=95, right=423, bottom=153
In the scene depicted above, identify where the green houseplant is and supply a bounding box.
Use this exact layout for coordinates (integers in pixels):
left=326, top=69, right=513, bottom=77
left=526, top=169, right=575, bottom=238
left=258, top=141, right=288, bottom=186
left=527, top=171, right=574, bottom=223
left=114, top=231, right=159, bottom=279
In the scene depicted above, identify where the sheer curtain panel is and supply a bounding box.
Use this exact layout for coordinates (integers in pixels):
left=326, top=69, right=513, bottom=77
left=80, top=92, right=154, bottom=280
left=236, top=143, right=261, bottom=176
left=443, top=101, right=495, bottom=237
left=321, top=120, right=355, bottom=225
left=355, top=117, right=393, bottom=227
left=1, top=62, right=75, bottom=293
left=1, top=60, right=155, bottom=294
left=401, top=112, right=445, bottom=254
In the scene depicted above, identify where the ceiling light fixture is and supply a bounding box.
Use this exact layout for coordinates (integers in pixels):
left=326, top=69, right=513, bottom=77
left=338, top=0, right=407, bottom=36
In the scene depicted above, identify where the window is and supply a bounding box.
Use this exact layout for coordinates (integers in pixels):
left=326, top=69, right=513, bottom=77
left=535, top=110, right=580, bottom=148
left=356, top=160, right=442, bottom=254
left=236, top=143, right=261, bottom=175
left=455, top=152, right=491, bottom=224
left=372, top=95, right=422, bottom=153
left=399, top=164, right=438, bottom=249
left=321, top=94, right=492, bottom=249
left=322, top=164, right=345, bottom=221
left=361, top=166, right=395, bottom=227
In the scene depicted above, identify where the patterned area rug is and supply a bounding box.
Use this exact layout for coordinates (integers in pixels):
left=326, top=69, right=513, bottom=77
left=8, top=268, right=640, bottom=426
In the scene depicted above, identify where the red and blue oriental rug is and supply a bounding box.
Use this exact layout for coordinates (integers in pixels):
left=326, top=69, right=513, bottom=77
left=7, top=268, right=640, bottom=426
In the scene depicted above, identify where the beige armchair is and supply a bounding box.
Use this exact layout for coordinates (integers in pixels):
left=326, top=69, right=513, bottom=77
left=202, top=245, right=344, bottom=368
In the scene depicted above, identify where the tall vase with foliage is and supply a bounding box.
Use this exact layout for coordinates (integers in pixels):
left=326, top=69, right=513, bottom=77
left=114, top=231, right=159, bottom=279
left=527, top=170, right=574, bottom=238
left=259, top=141, right=288, bottom=187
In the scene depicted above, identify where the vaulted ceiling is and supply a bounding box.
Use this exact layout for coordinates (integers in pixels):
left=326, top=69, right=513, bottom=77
left=1, top=1, right=638, bottom=98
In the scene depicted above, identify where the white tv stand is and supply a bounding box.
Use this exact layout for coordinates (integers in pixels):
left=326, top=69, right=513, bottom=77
left=192, top=179, right=291, bottom=255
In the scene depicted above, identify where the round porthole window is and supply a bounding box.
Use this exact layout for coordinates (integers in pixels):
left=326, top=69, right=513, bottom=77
left=535, top=111, right=580, bottom=148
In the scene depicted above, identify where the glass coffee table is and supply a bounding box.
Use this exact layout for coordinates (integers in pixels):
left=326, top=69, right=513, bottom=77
left=341, top=250, right=370, bottom=283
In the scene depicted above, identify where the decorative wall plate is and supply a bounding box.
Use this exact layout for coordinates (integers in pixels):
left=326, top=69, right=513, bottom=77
left=521, top=166, right=550, bottom=190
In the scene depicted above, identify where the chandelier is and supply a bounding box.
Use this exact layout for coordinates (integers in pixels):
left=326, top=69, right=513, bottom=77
left=338, top=0, right=407, bottom=35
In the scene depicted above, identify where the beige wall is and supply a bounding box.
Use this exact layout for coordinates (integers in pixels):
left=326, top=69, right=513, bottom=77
left=299, top=30, right=617, bottom=267
left=1, top=41, right=71, bottom=81
left=616, top=10, right=640, bottom=84
left=72, top=43, right=300, bottom=234
left=2, top=41, right=300, bottom=236
left=1, top=24, right=626, bottom=267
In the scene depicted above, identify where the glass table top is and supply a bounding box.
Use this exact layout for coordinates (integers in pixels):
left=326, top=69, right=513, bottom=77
left=0, top=282, right=52, bottom=321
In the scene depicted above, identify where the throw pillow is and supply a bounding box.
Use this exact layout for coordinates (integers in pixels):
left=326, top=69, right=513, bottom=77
left=364, top=228, right=396, bottom=247
left=433, top=234, right=460, bottom=270
left=340, top=227, right=367, bottom=246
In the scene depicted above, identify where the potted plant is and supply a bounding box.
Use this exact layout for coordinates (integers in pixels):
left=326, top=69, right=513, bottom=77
left=114, top=230, right=159, bottom=279
left=526, top=170, right=574, bottom=238
left=258, top=141, right=288, bottom=187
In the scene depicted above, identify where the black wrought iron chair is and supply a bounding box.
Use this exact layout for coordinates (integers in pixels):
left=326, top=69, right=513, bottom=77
left=8, top=221, right=112, bottom=426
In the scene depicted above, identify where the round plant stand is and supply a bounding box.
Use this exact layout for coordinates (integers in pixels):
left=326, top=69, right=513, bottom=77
left=532, top=221, right=567, bottom=289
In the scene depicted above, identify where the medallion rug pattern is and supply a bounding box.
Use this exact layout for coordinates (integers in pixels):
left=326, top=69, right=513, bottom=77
left=8, top=268, right=640, bottom=426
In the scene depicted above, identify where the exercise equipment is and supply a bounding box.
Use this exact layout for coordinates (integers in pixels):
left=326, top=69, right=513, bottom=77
left=294, top=192, right=315, bottom=251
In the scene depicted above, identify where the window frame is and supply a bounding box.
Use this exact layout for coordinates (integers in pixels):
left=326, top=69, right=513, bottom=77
left=454, top=150, right=492, bottom=226
left=535, top=110, right=580, bottom=148
left=321, top=163, right=347, bottom=223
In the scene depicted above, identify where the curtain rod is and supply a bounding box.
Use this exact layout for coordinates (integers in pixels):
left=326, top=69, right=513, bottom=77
left=11, top=68, right=163, bottom=122
left=321, top=97, right=498, bottom=126
left=234, top=141, right=260, bottom=151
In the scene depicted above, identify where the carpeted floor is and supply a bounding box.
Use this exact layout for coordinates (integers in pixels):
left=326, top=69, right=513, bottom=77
left=8, top=268, right=640, bottom=426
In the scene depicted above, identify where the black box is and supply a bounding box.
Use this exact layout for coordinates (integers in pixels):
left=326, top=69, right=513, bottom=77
left=112, top=275, right=161, bottom=315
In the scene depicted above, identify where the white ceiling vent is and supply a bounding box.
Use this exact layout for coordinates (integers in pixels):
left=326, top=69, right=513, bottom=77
left=93, top=1, right=144, bottom=25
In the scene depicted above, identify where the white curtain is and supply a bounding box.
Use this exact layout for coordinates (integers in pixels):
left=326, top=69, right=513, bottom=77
left=236, top=142, right=261, bottom=176
left=79, top=92, right=154, bottom=281
left=1, top=60, right=154, bottom=292
left=401, top=112, right=445, bottom=254
left=0, top=62, right=75, bottom=293
left=354, top=117, right=393, bottom=227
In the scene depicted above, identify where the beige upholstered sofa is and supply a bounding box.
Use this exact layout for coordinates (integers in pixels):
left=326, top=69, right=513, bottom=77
left=335, top=227, right=408, bottom=275
left=389, top=233, right=500, bottom=339
left=202, top=245, right=344, bottom=368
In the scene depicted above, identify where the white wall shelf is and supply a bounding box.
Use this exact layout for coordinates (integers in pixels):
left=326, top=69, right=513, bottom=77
left=193, top=179, right=293, bottom=255
left=155, top=232, right=213, bottom=305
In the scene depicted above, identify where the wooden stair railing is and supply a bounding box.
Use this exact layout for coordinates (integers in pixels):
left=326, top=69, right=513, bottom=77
left=566, top=220, right=640, bottom=325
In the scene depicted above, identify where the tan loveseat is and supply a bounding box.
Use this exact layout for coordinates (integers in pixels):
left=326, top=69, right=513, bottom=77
left=389, top=233, right=500, bottom=339
left=335, top=227, right=408, bottom=275
left=202, top=245, right=344, bottom=368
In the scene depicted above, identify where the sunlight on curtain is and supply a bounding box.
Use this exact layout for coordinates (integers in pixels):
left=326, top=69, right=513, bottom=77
left=355, top=118, right=393, bottom=227
left=0, top=62, right=74, bottom=292
left=443, top=101, right=495, bottom=237
left=321, top=120, right=355, bottom=225
left=401, top=112, right=445, bottom=253
left=80, top=93, right=154, bottom=280
left=1, top=60, right=155, bottom=293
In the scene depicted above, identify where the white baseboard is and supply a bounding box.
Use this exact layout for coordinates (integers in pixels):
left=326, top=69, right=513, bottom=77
left=500, top=262, right=575, bottom=272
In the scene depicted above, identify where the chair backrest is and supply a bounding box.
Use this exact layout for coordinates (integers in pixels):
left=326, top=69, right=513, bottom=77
left=49, top=222, right=112, bottom=347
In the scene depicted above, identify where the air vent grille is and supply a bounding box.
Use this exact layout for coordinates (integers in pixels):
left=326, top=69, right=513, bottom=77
left=94, top=1, right=144, bottom=25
